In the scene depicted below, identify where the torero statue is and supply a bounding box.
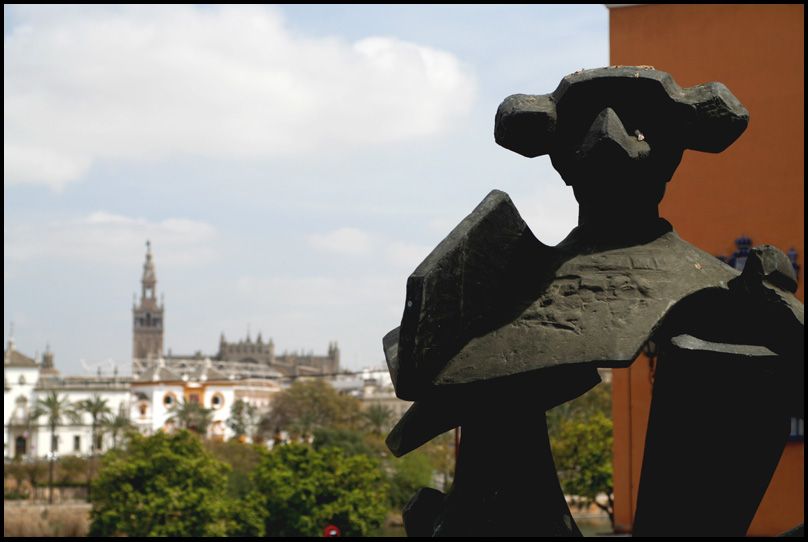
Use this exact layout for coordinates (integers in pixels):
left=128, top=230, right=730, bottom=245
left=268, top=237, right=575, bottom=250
left=382, top=67, right=803, bottom=537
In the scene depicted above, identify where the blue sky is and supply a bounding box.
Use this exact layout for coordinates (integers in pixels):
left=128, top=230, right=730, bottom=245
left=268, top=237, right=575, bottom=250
left=4, top=4, right=610, bottom=375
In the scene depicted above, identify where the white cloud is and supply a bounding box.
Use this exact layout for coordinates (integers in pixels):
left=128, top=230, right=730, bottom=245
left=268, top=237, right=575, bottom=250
left=3, top=145, right=93, bottom=191
left=384, top=240, right=433, bottom=270
left=4, top=212, right=219, bottom=267
left=236, top=275, right=396, bottom=311
left=4, top=4, right=477, bottom=189
left=234, top=273, right=405, bottom=327
left=227, top=272, right=406, bottom=366
left=307, top=227, right=379, bottom=257
left=515, top=183, right=580, bottom=246
left=307, top=226, right=433, bottom=270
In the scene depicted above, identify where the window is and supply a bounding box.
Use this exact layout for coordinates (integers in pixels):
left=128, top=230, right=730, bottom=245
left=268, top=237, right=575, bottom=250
left=14, top=396, right=28, bottom=421
left=139, top=404, right=147, bottom=418
left=15, top=436, right=26, bottom=457
left=163, top=392, right=176, bottom=408
left=211, top=393, right=225, bottom=410
left=74, top=435, right=81, bottom=452
left=189, top=393, right=200, bottom=404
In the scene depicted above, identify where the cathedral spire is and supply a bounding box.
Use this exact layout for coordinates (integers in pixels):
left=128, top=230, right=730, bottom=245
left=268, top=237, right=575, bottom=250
left=141, top=240, right=157, bottom=307
left=133, top=241, right=164, bottom=360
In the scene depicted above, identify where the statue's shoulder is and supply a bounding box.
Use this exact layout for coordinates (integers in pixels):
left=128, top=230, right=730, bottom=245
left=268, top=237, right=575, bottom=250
left=388, top=189, right=555, bottom=400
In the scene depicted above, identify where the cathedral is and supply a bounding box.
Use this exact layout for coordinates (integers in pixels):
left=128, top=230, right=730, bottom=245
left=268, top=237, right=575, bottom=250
left=4, top=242, right=343, bottom=459
left=132, top=241, right=340, bottom=379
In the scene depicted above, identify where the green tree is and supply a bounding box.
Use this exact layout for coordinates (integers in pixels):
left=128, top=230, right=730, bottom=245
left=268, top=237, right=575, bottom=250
left=89, top=430, right=257, bottom=536
left=418, top=429, right=457, bottom=492
left=249, top=442, right=388, bottom=537
left=207, top=439, right=264, bottom=500
left=551, top=411, right=614, bottom=523
left=227, top=398, right=258, bottom=441
left=166, top=397, right=214, bottom=434
left=31, top=391, right=80, bottom=503
left=387, top=450, right=435, bottom=509
left=312, top=426, right=376, bottom=458
left=547, top=377, right=614, bottom=524
left=262, top=379, right=362, bottom=442
left=547, top=377, right=612, bottom=436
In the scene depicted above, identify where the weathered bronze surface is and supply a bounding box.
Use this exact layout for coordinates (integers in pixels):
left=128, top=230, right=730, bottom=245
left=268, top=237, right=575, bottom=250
left=383, top=66, right=804, bottom=537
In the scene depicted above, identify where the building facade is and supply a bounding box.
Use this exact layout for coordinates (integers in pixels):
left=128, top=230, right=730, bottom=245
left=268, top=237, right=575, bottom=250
left=4, top=334, right=280, bottom=458
left=4, top=333, right=131, bottom=459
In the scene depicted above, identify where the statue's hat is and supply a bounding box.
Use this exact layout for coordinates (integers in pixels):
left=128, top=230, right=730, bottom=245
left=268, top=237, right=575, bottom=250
left=494, top=66, right=749, bottom=160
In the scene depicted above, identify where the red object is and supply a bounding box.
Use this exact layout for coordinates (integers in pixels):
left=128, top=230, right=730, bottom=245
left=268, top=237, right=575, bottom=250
left=323, top=525, right=341, bottom=537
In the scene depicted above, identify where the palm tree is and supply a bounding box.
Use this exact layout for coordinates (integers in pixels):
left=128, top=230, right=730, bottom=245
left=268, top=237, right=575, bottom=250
left=76, top=395, right=111, bottom=456
left=76, top=395, right=112, bottom=503
left=104, top=413, right=136, bottom=450
left=363, top=403, right=394, bottom=436
left=31, top=391, right=79, bottom=504
left=166, top=398, right=214, bottom=435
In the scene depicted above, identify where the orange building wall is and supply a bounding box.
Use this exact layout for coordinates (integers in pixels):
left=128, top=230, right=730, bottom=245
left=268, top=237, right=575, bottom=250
left=608, top=4, right=804, bottom=536
left=611, top=354, right=655, bottom=533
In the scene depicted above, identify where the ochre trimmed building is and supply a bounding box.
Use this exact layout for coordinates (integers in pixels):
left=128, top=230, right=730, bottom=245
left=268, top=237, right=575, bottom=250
left=130, top=358, right=240, bottom=442
left=607, top=4, right=804, bottom=536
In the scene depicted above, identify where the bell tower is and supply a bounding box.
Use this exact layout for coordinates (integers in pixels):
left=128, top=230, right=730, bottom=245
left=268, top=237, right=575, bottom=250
left=132, top=240, right=164, bottom=360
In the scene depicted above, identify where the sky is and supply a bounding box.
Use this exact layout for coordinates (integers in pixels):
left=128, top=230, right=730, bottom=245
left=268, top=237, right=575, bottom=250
left=4, top=4, right=610, bottom=376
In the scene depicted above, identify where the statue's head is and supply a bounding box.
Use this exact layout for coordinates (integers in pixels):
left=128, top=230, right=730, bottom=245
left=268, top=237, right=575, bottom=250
left=494, top=67, right=749, bottom=216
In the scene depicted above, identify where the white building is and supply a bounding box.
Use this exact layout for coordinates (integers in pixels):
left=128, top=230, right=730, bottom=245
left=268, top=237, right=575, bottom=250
left=334, top=366, right=413, bottom=433
left=4, top=333, right=130, bottom=459
left=4, top=332, right=283, bottom=458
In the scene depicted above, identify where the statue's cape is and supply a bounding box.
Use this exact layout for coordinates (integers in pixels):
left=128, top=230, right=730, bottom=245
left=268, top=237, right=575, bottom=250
left=385, top=189, right=801, bottom=401
left=384, top=189, right=803, bottom=456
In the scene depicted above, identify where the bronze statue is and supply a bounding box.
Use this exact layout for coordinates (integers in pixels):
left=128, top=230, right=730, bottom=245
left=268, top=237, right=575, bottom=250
left=383, top=67, right=804, bottom=537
